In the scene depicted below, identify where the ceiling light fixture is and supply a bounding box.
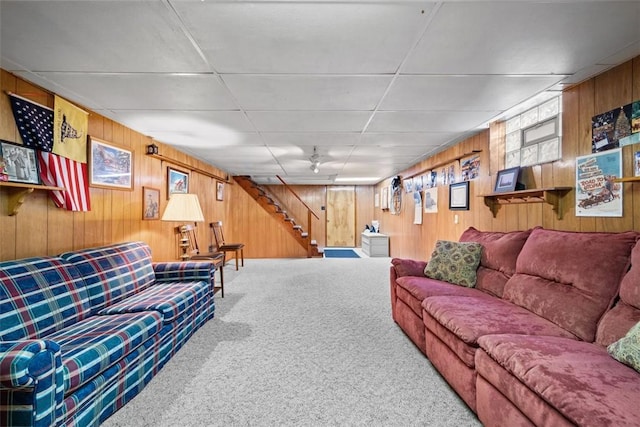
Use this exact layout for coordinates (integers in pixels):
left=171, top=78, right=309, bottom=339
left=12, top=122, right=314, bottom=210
left=309, top=146, right=320, bottom=174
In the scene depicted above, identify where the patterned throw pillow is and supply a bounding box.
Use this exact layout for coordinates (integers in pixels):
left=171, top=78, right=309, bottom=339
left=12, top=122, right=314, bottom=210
left=608, top=321, right=640, bottom=373
left=424, top=240, right=483, bottom=287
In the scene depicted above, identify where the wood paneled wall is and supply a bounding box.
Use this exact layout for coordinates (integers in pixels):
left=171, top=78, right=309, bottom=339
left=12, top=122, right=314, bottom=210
left=376, top=56, right=640, bottom=260
left=0, top=70, right=231, bottom=262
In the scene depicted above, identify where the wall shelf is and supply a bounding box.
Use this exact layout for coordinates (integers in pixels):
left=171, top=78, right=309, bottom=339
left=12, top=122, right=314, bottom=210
left=480, top=187, right=572, bottom=219
left=613, top=176, right=640, bottom=183
left=146, top=153, right=228, bottom=183
left=0, top=182, right=64, bottom=216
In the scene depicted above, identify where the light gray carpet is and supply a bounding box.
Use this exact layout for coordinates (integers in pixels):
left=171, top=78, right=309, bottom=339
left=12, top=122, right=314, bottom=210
left=102, top=257, right=481, bottom=427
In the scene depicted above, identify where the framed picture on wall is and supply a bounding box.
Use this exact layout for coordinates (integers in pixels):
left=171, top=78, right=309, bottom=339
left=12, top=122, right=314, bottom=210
left=449, top=181, right=470, bottom=211
left=0, top=140, right=40, bottom=184
left=216, top=181, right=224, bottom=201
left=88, top=137, right=134, bottom=190
left=142, top=186, right=160, bottom=220
left=167, top=167, right=189, bottom=198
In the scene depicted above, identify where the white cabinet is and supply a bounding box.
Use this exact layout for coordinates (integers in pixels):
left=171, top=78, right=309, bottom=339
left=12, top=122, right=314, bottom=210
left=361, top=232, right=389, bottom=257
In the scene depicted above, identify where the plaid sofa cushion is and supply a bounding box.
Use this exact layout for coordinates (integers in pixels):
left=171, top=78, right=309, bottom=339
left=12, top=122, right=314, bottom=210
left=98, top=281, right=209, bottom=323
left=0, top=257, right=91, bottom=341
left=60, top=242, right=156, bottom=313
left=47, top=311, right=163, bottom=394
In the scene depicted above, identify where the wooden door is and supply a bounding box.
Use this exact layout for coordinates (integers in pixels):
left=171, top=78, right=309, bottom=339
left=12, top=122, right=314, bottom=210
left=326, top=186, right=355, bottom=247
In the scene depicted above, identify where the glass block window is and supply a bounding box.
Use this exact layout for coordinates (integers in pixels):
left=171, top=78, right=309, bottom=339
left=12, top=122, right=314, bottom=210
left=504, top=96, right=562, bottom=168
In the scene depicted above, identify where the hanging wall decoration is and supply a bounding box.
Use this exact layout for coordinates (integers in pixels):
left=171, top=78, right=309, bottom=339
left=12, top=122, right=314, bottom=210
left=575, top=148, right=622, bottom=217
left=592, top=100, right=640, bottom=153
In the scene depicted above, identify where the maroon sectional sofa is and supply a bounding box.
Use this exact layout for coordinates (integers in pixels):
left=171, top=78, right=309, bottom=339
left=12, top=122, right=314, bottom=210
left=390, top=227, right=640, bottom=426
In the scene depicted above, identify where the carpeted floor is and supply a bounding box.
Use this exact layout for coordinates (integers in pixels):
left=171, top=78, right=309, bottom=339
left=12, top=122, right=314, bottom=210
left=102, top=257, right=480, bottom=427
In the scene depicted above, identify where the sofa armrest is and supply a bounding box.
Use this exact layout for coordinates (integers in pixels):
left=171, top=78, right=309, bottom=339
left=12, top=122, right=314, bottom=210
left=391, top=258, right=428, bottom=278
left=152, top=261, right=215, bottom=283
left=0, top=340, right=64, bottom=427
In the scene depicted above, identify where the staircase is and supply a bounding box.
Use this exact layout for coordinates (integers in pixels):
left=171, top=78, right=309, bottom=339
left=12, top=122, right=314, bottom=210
left=234, top=176, right=322, bottom=257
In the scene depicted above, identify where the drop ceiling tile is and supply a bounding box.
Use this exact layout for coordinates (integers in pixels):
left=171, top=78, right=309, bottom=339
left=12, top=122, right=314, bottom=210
left=367, top=111, right=498, bottom=133
left=16, top=73, right=238, bottom=110
left=1, top=1, right=208, bottom=72
left=248, top=111, right=372, bottom=132
left=149, top=131, right=262, bottom=151
left=403, top=2, right=640, bottom=75
left=382, top=75, right=564, bottom=111
left=174, top=1, right=434, bottom=73
left=361, top=132, right=457, bottom=147
left=262, top=133, right=361, bottom=147
left=222, top=75, right=392, bottom=111
left=351, top=145, right=429, bottom=160
left=111, top=111, right=255, bottom=134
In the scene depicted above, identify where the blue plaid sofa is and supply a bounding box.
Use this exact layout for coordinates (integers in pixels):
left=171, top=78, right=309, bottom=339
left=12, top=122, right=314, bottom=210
left=0, top=241, right=216, bottom=427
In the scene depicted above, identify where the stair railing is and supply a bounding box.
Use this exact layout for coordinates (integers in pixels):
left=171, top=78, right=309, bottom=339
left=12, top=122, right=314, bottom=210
left=276, top=175, right=320, bottom=257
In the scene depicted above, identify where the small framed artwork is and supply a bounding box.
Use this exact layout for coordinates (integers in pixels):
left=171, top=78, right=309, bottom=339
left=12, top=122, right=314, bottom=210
left=494, top=167, right=520, bottom=193
left=216, top=181, right=224, bottom=201
left=142, top=186, right=160, bottom=220
left=0, top=140, right=40, bottom=184
left=89, top=137, right=134, bottom=190
left=449, top=181, right=470, bottom=211
left=635, top=151, right=640, bottom=177
left=167, top=167, right=189, bottom=198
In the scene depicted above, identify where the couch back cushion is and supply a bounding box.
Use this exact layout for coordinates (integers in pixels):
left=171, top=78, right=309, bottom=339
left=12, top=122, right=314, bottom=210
left=596, top=239, right=640, bottom=346
left=60, top=242, right=155, bottom=312
left=503, top=228, right=638, bottom=342
left=0, top=257, right=91, bottom=340
left=459, top=227, right=532, bottom=297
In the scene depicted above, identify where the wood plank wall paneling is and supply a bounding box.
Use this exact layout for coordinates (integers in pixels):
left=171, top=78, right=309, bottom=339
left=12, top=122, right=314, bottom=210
left=376, top=57, right=640, bottom=260
left=2, top=56, right=640, bottom=263
left=0, top=69, right=233, bottom=262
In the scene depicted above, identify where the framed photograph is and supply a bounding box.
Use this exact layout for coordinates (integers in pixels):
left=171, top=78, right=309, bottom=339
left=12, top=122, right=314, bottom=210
left=142, top=187, right=160, bottom=220
left=494, top=167, right=520, bottom=193
left=167, top=167, right=189, bottom=198
left=89, top=137, right=133, bottom=190
left=449, top=181, right=470, bottom=211
left=635, top=151, right=640, bottom=177
left=216, top=181, right=224, bottom=201
left=0, top=140, right=40, bottom=184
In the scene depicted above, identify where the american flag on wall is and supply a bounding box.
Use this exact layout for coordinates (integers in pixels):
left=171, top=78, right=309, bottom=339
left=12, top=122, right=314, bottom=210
left=8, top=93, right=91, bottom=211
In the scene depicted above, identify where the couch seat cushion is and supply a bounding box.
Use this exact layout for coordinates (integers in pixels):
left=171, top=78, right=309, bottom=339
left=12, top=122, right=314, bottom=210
left=48, top=311, right=163, bottom=394
left=98, top=281, right=208, bottom=323
left=0, top=257, right=91, bottom=341
left=459, top=227, right=533, bottom=297
left=504, top=228, right=638, bottom=342
left=396, top=276, right=491, bottom=317
left=423, top=295, right=577, bottom=346
left=478, top=334, right=640, bottom=427
left=60, top=242, right=156, bottom=312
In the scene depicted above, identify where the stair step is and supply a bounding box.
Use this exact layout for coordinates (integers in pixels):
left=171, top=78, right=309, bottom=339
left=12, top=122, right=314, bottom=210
left=310, top=239, right=317, bottom=245
left=293, top=225, right=302, bottom=229
left=301, top=232, right=308, bottom=237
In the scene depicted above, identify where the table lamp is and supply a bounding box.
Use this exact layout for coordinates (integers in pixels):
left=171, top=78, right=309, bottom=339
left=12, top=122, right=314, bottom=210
left=161, top=193, right=205, bottom=260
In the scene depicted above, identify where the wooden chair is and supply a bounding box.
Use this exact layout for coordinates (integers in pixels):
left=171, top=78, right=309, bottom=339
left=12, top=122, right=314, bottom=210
left=209, top=221, right=245, bottom=271
left=176, top=224, right=226, bottom=297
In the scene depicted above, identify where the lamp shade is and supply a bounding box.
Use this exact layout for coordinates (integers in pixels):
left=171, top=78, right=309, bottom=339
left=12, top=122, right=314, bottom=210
left=161, top=193, right=205, bottom=222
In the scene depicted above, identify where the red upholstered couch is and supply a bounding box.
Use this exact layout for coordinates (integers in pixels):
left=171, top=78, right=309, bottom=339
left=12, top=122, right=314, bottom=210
left=390, top=227, right=640, bottom=426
